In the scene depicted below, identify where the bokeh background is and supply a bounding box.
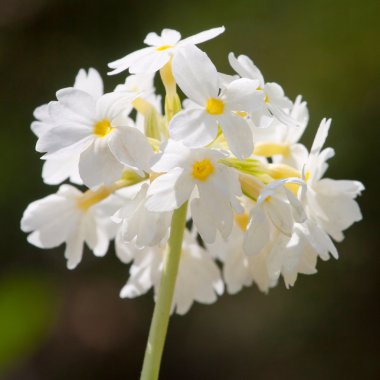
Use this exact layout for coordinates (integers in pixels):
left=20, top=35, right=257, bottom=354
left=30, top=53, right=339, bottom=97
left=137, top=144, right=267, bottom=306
left=0, top=0, right=379, bottom=379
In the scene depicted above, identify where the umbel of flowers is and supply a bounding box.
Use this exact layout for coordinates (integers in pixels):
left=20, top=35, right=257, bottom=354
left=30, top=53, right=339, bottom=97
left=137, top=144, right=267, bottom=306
left=21, top=27, right=364, bottom=380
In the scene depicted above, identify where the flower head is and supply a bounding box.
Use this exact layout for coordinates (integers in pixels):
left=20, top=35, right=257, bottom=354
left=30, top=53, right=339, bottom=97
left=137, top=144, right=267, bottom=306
left=23, top=27, right=364, bottom=321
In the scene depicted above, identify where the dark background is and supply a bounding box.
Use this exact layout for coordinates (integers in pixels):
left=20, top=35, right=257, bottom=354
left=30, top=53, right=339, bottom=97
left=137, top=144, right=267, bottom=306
left=0, top=0, right=379, bottom=379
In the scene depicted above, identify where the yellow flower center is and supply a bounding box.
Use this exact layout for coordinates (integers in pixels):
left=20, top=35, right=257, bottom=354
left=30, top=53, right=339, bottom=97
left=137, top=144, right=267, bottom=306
left=156, top=45, right=173, bottom=51
left=305, top=171, right=310, bottom=182
left=234, top=212, right=249, bottom=231
left=206, top=98, right=225, bottom=115
left=192, top=159, right=214, bottom=181
left=93, top=119, right=112, bottom=138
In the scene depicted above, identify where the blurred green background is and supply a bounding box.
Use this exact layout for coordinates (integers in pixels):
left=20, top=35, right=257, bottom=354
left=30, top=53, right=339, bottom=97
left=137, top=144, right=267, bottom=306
left=0, top=0, right=379, bottom=379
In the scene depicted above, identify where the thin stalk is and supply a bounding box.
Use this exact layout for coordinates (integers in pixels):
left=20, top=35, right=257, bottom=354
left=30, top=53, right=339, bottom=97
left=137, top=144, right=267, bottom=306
left=140, top=202, right=188, bottom=380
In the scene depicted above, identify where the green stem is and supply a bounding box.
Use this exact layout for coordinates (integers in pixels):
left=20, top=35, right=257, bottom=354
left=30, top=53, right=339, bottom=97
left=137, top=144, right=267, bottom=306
left=140, top=202, right=188, bottom=380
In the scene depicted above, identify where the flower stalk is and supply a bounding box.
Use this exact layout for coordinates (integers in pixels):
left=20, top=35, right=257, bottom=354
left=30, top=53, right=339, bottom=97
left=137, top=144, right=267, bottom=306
left=140, top=202, right=188, bottom=380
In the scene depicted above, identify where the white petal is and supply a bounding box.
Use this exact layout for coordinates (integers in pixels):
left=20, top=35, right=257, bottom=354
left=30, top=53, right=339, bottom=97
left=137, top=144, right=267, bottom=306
left=287, top=95, right=309, bottom=143
left=280, top=143, right=308, bottom=170
left=312, top=181, right=363, bottom=241
left=121, top=247, right=162, bottom=298
left=41, top=136, right=93, bottom=160
left=243, top=208, right=270, bottom=255
left=190, top=198, right=217, bottom=244
left=265, top=197, right=294, bottom=236
left=265, top=83, right=292, bottom=109
left=224, top=78, right=264, bottom=112
left=56, top=88, right=97, bottom=121
left=249, top=253, right=274, bottom=293
left=151, top=140, right=191, bottom=172
left=108, top=47, right=154, bottom=75
left=144, top=32, right=163, bottom=46
left=197, top=181, right=234, bottom=239
left=65, top=230, right=85, bottom=270
left=219, top=114, right=253, bottom=159
left=172, top=44, right=219, bottom=103
left=31, top=104, right=53, bottom=137
left=317, top=178, right=364, bottom=197
left=310, top=118, right=331, bottom=157
left=268, top=103, right=298, bottom=128
left=160, top=29, right=182, bottom=45
left=134, top=210, right=171, bottom=247
left=305, top=221, right=338, bottom=259
left=74, top=68, right=104, bottom=99
left=21, top=188, right=78, bottom=234
left=79, top=139, right=124, bottom=187
left=120, top=276, right=151, bottom=298
left=31, top=120, right=49, bottom=138
left=170, top=108, right=218, bottom=148
left=224, top=247, right=253, bottom=294
left=36, top=124, right=91, bottom=154
left=178, top=26, right=225, bottom=46
left=129, top=50, right=171, bottom=74
left=115, top=232, right=139, bottom=264
left=211, top=165, right=243, bottom=212
left=33, top=103, right=50, bottom=122
left=228, top=52, right=265, bottom=85
left=42, top=155, right=81, bottom=185
left=284, top=188, right=306, bottom=223
left=84, top=213, right=110, bottom=257
left=218, top=72, right=238, bottom=89
left=26, top=210, right=76, bottom=249
left=146, top=168, right=193, bottom=212
left=96, top=92, right=134, bottom=120
left=108, top=126, right=153, bottom=172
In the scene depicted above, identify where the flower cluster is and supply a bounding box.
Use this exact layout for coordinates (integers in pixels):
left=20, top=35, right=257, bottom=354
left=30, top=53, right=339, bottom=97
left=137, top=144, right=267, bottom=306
left=22, top=27, right=364, bottom=314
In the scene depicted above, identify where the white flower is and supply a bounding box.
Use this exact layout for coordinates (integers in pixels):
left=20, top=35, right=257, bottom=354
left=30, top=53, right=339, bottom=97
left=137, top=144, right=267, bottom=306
left=32, top=68, right=104, bottom=185
left=208, top=218, right=320, bottom=293
left=243, top=178, right=306, bottom=256
left=41, top=156, right=82, bottom=185
left=114, top=73, right=156, bottom=98
left=228, top=53, right=295, bottom=128
left=116, top=231, right=224, bottom=315
left=36, top=88, right=154, bottom=187
left=114, top=73, right=163, bottom=135
left=301, top=118, right=364, bottom=243
left=113, top=183, right=171, bottom=248
left=21, top=185, right=119, bottom=270
left=108, top=26, right=225, bottom=75
left=207, top=226, right=255, bottom=293
left=265, top=223, right=320, bottom=289
left=170, top=45, right=264, bottom=159
left=32, top=68, right=104, bottom=138
left=293, top=219, right=338, bottom=262
left=253, top=96, right=310, bottom=170
left=145, top=140, right=243, bottom=243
